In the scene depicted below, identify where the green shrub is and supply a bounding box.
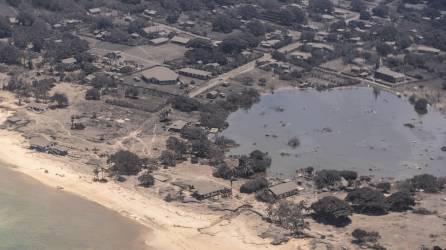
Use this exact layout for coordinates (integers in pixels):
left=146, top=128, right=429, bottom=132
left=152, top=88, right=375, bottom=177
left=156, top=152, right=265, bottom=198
left=385, top=191, right=415, bottom=212
left=240, top=177, right=268, bottom=194
left=138, top=173, right=154, bottom=187
left=314, top=170, right=341, bottom=189
left=346, top=187, right=388, bottom=215
left=352, top=228, right=380, bottom=245
left=339, top=170, right=358, bottom=181
left=410, top=174, right=442, bottom=193
left=311, top=196, right=352, bottom=226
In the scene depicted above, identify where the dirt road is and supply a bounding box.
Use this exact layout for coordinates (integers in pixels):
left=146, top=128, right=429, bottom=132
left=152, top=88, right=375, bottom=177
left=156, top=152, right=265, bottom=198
left=189, top=53, right=272, bottom=98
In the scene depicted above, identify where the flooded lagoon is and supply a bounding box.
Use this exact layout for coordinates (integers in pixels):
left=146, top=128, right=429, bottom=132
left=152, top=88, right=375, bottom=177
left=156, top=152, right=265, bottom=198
left=0, top=164, right=150, bottom=250
left=223, top=87, right=446, bottom=179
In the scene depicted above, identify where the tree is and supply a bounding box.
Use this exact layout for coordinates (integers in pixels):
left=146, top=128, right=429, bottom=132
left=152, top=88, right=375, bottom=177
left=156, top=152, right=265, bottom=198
left=414, top=98, right=428, bottom=115
left=351, top=0, right=367, bottom=12
left=376, top=42, right=393, bottom=57
left=314, top=170, right=341, bottom=189
left=238, top=5, right=258, bottom=20
left=17, top=10, right=35, bottom=26
left=166, top=137, right=188, bottom=156
left=385, top=191, right=415, bottom=212
left=339, top=170, right=358, bottom=181
left=309, top=0, right=334, bottom=14
left=213, top=162, right=233, bottom=179
left=138, top=172, right=155, bottom=187
left=212, top=15, right=241, bottom=33
left=180, top=127, right=206, bottom=140
left=246, top=20, right=267, bottom=37
left=345, top=187, right=389, bottom=215
left=108, top=150, right=143, bottom=175
left=0, top=18, right=12, bottom=38
left=249, top=150, right=272, bottom=173
left=125, top=87, right=139, bottom=99
left=159, top=150, right=177, bottom=166
left=240, top=177, right=268, bottom=193
left=267, top=201, right=308, bottom=234
left=352, top=229, right=381, bottom=245
left=372, top=4, right=388, bottom=18
left=220, top=36, right=248, bottom=54
left=50, top=93, right=69, bottom=108
left=0, top=42, right=21, bottom=65
left=200, top=111, right=228, bottom=129
left=359, top=10, right=372, bottom=20
left=6, top=0, right=21, bottom=7
left=409, top=174, right=442, bottom=193
left=186, top=38, right=213, bottom=49
left=311, top=196, right=352, bottom=226
left=170, top=95, right=202, bottom=112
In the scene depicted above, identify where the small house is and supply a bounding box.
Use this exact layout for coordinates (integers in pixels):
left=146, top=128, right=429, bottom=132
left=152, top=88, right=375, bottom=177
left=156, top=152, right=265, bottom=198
left=168, top=120, right=188, bottom=132
left=141, top=66, right=179, bottom=85
left=192, top=182, right=232, bottom=200
left=29, top=135, right=55, bottom=152
left=269, top=182, right=299, bottom=199
left=61, top=57, right=77, bottom=65
left=179, top=68, right=212, bottom=80
left=149, top=37, right=169, bottom=46
left=170, top=36, right=190, bottom=46
left=88, top=8, right=101, bottom=15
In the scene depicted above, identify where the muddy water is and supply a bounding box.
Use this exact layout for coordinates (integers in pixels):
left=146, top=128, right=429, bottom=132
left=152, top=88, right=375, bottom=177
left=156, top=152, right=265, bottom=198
left=0, top=164, right=150, bottom=250
left=222, top=87, right=446, bottom=179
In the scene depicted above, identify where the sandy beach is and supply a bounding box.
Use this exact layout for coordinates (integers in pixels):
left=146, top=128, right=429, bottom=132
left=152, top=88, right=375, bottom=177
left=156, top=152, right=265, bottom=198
left=0, top=92, right=301, bottom=250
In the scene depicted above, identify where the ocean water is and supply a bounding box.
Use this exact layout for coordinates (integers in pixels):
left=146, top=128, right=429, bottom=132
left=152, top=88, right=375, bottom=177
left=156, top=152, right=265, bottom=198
left=222, top=87, right=446, bottom=179
left=0, top=164, right=150, bottom=250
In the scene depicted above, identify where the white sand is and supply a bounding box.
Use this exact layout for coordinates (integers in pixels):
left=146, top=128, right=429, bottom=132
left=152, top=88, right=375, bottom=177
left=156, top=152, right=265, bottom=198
left=0, top=92, right=302, bottom=250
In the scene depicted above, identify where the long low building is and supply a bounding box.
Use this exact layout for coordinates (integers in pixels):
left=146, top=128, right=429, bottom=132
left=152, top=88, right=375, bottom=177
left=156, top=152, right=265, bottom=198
left=374, top=67, right=405, bottom=84
left=141, top=66, right=179, bottom=85
left=179, top=68, right=212, bottom=80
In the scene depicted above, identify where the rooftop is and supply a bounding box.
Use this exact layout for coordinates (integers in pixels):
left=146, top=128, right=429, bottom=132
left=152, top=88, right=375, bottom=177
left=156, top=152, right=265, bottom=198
left=269, top=182, right=299, bottom=196
left=150, top=37, right=169, bottom=44
left=376, top=67, right=405, bottom=78
left=170, top=36, right=190, bottom=45
left=29, top=135, right=53, bottom=148
left=193, top=181, right=228, bottom=196
left=141, top=66, right=178, bottom=82
left=179, top=68, right=212, bottom=77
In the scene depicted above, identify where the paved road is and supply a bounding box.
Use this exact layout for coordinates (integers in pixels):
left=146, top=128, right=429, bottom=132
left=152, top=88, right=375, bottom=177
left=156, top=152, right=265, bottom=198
left=188, top=53, right=272, bottom=98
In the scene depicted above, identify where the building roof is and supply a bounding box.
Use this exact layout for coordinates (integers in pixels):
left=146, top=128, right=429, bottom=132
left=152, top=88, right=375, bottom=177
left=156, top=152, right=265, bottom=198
left=168, top=120, right=188, bottom=130
left=141, top=66, right=178, bottom=82
left=29, top=135, right=53, bottom=148
left=61, top=57, right=77, bottom=64
left=269, top=182, right=299, bottom=196
left=307, top=43, right=334, bottom=51
left=150, top=37, right=169, bottom=45
left=179, top=68, right=212, bottom=77
left=408, top=44, right=441, bottom=54
left=278, top=42, right=302, bottom=53
left=88, top=8, right=101, bottom=14
left=193, top=181, right=228, bottom=196
left=170, top=36, right=190, bottom=45
left=290, top=51, right=312, bottom=60
left=375, top=67, right=405, bottom=79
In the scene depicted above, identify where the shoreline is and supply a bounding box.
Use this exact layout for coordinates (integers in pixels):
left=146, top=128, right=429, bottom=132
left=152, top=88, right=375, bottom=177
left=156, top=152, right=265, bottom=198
left=0, top=94, right=293, bottom=250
